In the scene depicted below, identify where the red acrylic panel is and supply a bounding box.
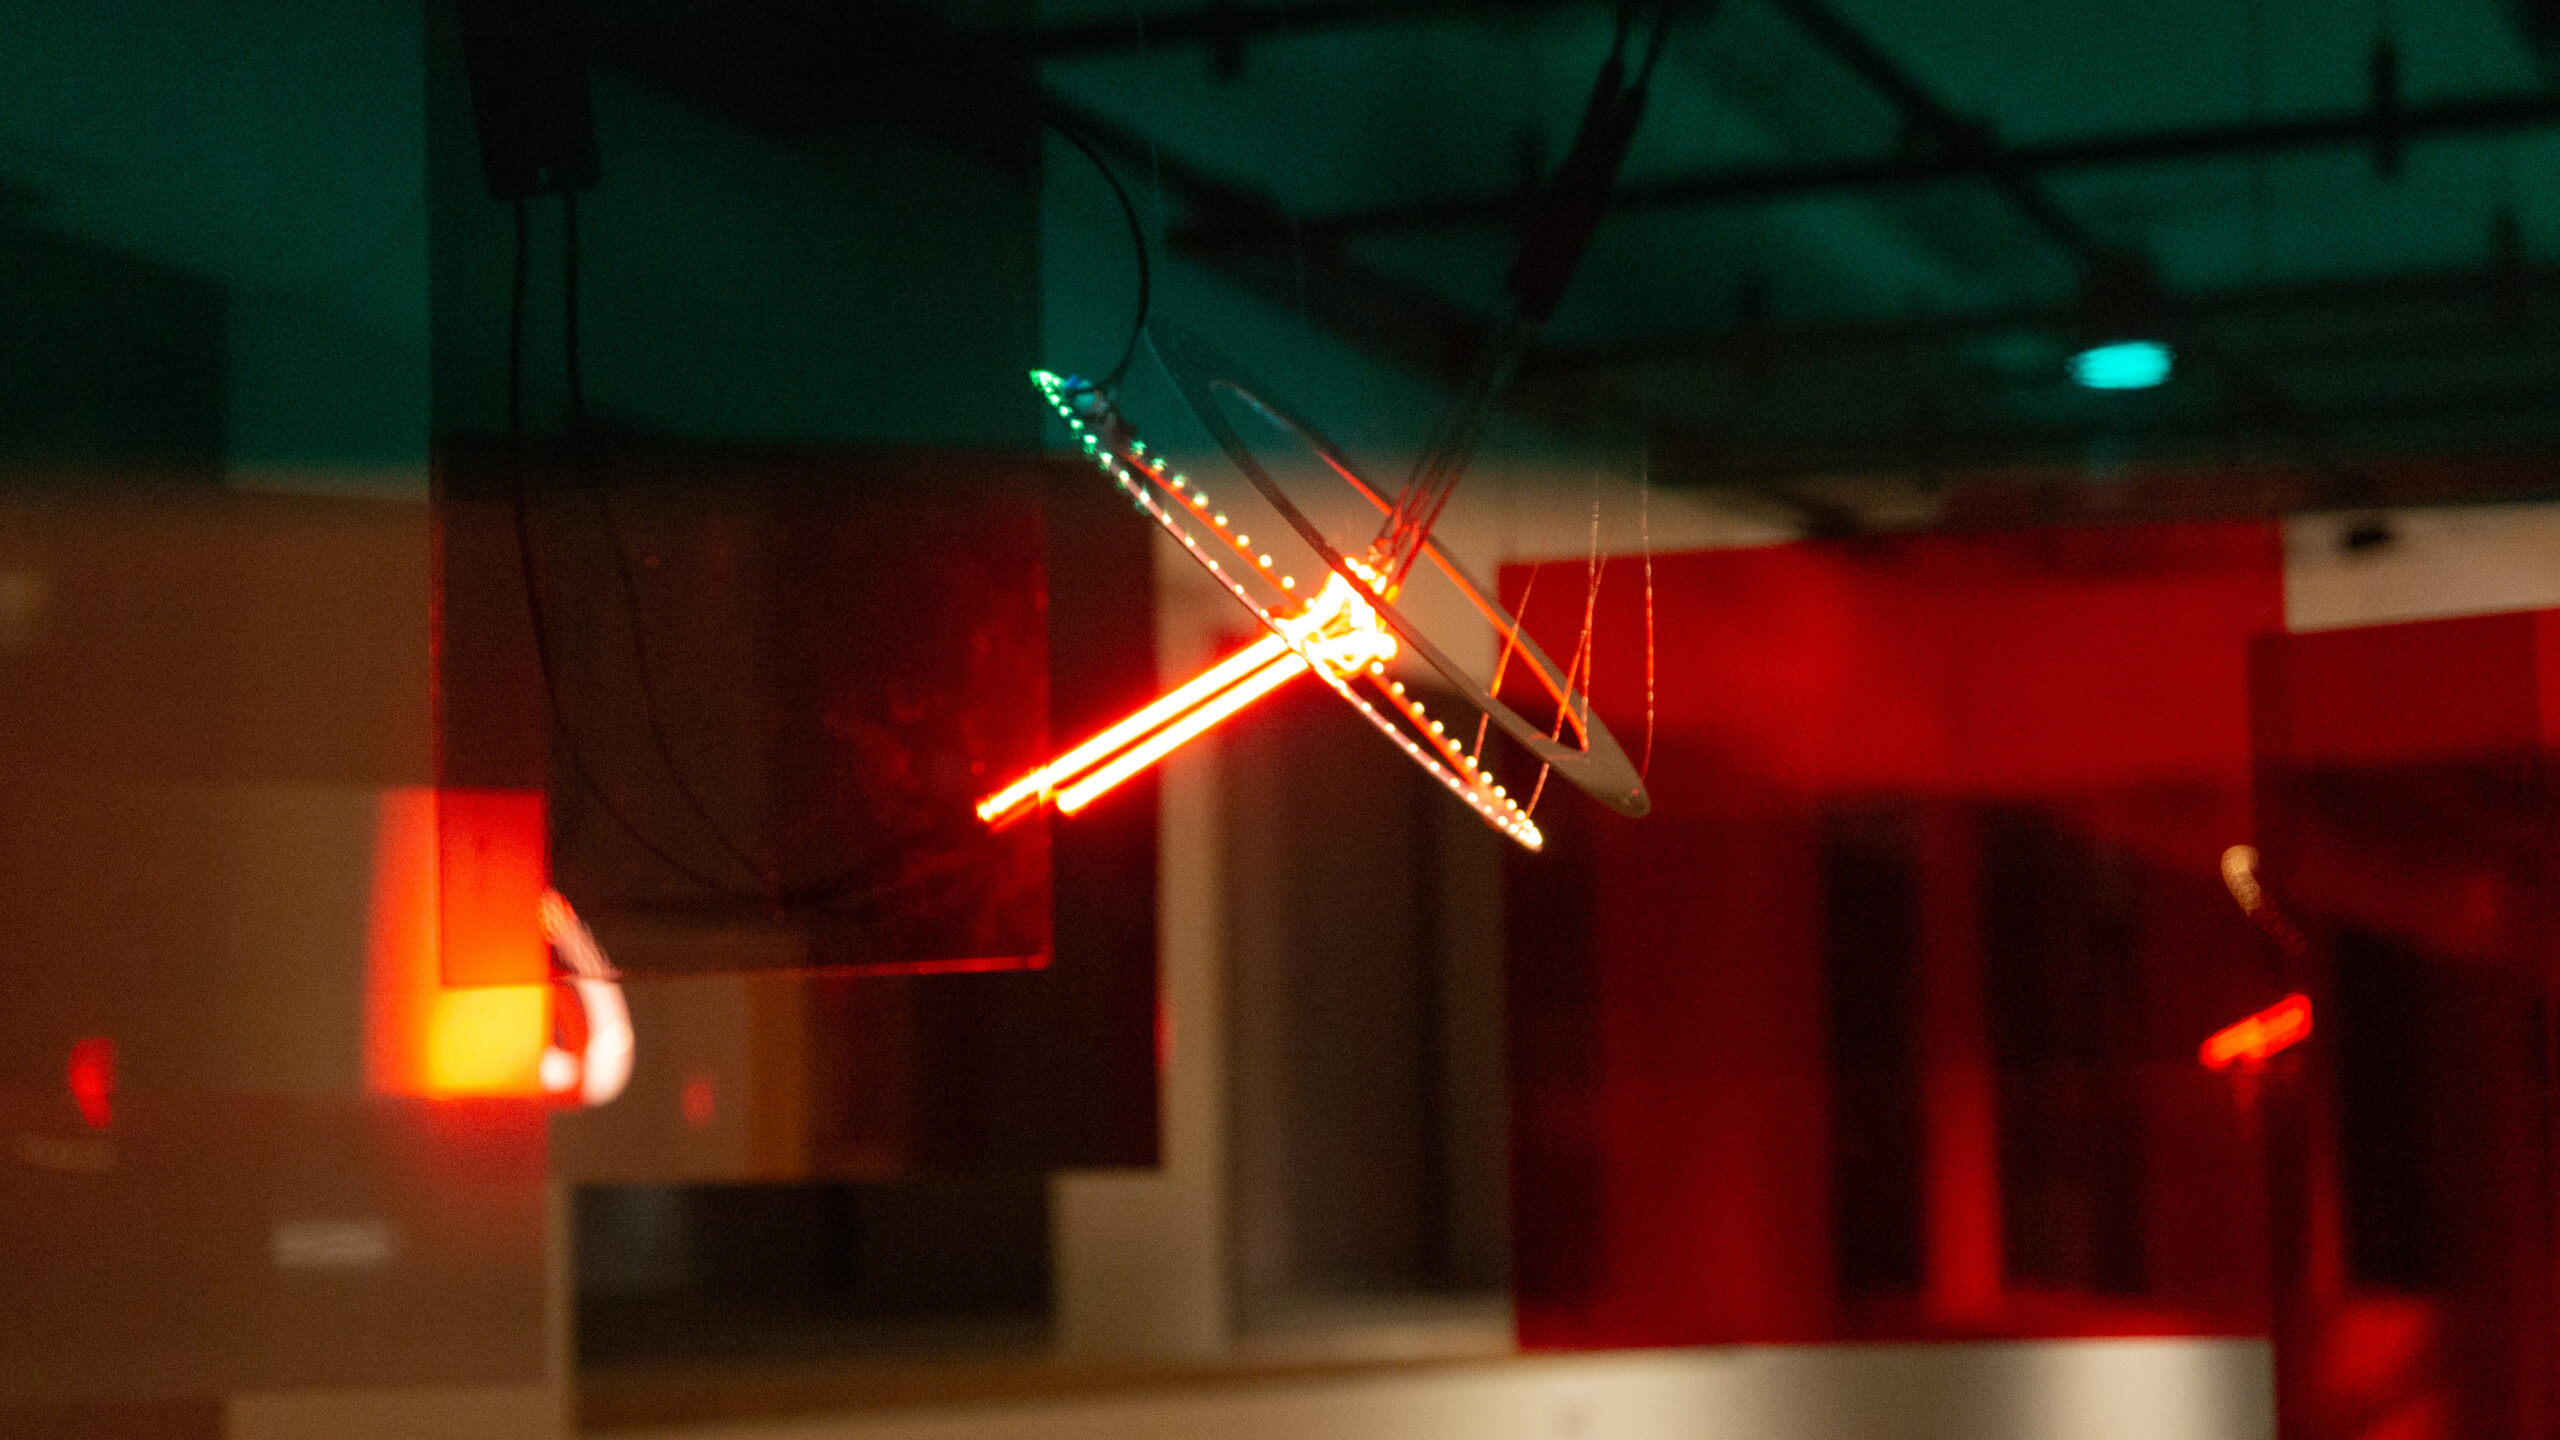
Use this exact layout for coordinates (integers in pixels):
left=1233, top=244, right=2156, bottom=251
left=2250, top=611, right=2560, bottom=1440
left=434, top=787, right=547, bottom=987
left=1504, top=521, right=2287, bottom=1350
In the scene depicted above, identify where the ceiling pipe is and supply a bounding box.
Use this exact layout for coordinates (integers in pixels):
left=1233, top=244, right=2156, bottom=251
left=1527, top=264, right=2560, bottom=371
left=1757, top=0, right=2111, bottom=264
left=1188, top=90, right=2560, bottom=245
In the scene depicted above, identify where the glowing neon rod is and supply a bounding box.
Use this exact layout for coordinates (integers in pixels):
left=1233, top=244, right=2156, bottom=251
left=2199, top=993, right=2313, bottom=1071
left=979, top=631, right=1294, bottom=824
left=981, top=570, right=1398, bottom=824
left=1004, top=372, right=1550, bottom=844
left=1057, top=649, right=1311, bottom=813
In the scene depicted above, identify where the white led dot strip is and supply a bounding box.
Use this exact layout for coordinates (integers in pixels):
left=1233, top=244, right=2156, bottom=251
left=977, top=372, right=1542, bottom=850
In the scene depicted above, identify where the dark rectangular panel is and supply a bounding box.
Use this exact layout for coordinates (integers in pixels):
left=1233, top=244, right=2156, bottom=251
left=481, top=447, right=1160, bottom=1177
left=435, top=441, right=1052, bottom=978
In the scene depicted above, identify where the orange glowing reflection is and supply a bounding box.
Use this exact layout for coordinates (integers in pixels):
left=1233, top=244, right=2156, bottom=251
left=980, top=572, right=1396, bottom=822
left=2200, top=992, right=2313, bottom=1070
left=367, top=788, right=553, bottom=1099
left=438, top=788, right=549, bottom=987
left=425, top=985, right=552, bottom=1095
left=66, top=1036, right=114, bottom=1132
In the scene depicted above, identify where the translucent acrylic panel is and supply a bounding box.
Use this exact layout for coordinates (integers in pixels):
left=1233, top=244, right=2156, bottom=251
left=2251, top=611, right=2560, bottom=1440
left=1505, top=522, right=2286, bottom=1349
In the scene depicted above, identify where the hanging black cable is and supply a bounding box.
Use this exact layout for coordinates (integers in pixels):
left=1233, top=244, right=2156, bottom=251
left=526, top=192, right=981, bottom=914
left=464, top=1, right=969, bottom=915
left=562, top=187, right=773, bottom=888
left=1044, top=112, right=1152, bottom=393
left=508, top=197, right=754, bottom=900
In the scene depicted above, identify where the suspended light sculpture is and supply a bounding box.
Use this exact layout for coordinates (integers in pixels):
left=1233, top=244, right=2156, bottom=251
left=989, top=8, right=1686, bottom=848
left=986, top=370, right=1584, bottom=848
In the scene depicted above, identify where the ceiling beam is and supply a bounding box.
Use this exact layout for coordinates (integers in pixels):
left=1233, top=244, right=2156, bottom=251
left=1758, top=0, right=2108, bottom=263
left=1528, top=264, right=2560, bottom=371
left=1017, top=0, right=1599, bottom=58
left=1628, top=382, right=2560, bottom=492
left=1189, top=90, right=2560, bottom=244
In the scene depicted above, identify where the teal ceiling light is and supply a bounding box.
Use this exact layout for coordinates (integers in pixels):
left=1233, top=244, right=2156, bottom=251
left=2068, top=338, right=2174, bottom=390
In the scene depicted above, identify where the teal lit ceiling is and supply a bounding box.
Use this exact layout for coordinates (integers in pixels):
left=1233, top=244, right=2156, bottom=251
left=8, top=0, right=2556, bottom=511
left=1023, top=0, right=2560, bottom=510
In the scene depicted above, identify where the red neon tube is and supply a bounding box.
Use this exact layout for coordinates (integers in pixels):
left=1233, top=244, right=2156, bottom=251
left=2199, top=992, right=2313, bottom=1070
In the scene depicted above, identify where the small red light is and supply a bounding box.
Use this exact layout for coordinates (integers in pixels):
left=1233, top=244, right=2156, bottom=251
left=66, top=1036, right=115, bottom=1131
left=2200, top=993, right=2313, bottom=1070
left=681, top=1072, right=717, bottom=1129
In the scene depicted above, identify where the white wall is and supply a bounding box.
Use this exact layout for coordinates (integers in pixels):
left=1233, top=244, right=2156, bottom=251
left=2285, top=502, right=2560, bottom=632
left=604, top=1339, right=2272, bottom=1440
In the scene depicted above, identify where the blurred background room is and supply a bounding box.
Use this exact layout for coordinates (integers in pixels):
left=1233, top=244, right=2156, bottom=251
left=9, top=2, right=2560, bottom=1437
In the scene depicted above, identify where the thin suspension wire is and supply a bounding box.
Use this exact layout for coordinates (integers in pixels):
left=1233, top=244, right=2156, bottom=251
left=1569, top=476, right=1608, bottom=740
left=1527, top=489, right=1611, bottom=818
left=590, top=495, right=771, bottom=882
left=1525, top=570, right=1600, bottom=817
left=1289, top=214, right=1310, bottom=321
left=2246, top=0, right=2268, bottom=285
left=508, top=199, right=528, bottom=436
left=1136, top=2, right=1171, bottom=285
left=1376, top=1, right=1683, bottom=591
left=1471, top=559, right=1544, bottom=767
left=1639, top=456, right=1655, bottom=780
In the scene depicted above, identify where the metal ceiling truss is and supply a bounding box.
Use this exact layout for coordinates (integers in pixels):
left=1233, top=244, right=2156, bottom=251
left=1017, top=0, right=1601, bottom=59
left=1196, top=90, right=2560, bottom=244
left=1000, top=2, right=2560, bottom=519
left=1049, top=0, right=2539, bottom=514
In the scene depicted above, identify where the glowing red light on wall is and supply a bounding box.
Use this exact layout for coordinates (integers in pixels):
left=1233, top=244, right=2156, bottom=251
left=65, top=1036, right=115, bottom=1131
left=2200, top=993, right=2313, bottom=1070
left=681, top=1072, right=717, bottom=1129
left=368, top=788, right=560, bottom=1100
left=438, top=788, right=550, bottom=987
